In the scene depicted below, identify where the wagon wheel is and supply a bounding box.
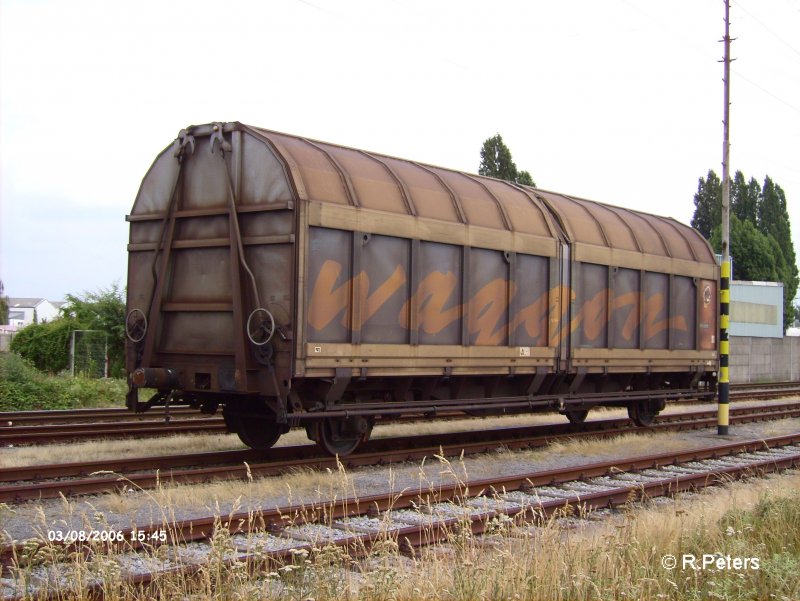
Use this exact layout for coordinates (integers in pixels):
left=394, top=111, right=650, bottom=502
left=224, top=409, right=283, bottom=451
left=627, top=399, right=661, bottom=427
left=125, top=309, right=148, bottom=343
left=236, top=418, right=283, bottom=451
left=565, top=409, right=589, bottom=424
left=313, top=417, right=372, bottom=457
left=246, top=308, right=275, bottom=346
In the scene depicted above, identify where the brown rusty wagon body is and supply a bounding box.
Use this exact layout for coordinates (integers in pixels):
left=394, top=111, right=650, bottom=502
left=126, top=122, right=718, bottom=454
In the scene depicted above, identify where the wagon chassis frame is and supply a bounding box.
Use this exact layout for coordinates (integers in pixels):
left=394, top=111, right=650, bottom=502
left=133, top=385, right=708, bottom=422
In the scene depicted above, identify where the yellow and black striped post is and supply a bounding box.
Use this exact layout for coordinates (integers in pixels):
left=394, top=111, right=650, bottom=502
left=718, top=260, right=730, bottom=435
left=718, top=0, right=732, bottom=436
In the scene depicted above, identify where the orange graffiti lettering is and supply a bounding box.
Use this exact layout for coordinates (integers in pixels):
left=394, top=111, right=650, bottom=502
left=308, top=260, right=349, bottom=331
left=401, top=271, right=461, bottom=334
left=309, top=261, right=691, bottom=345
left=308, top=260, right=406, bottom=331
left=468, top=279, right=513, bottom=345
left=572, top=289, right=607, bottom=342
left=353, top=265, right=407, bottom=330
left=510, top=291, right=549, bottom=346
left=611, top=291, right=640, bottom=341
left=644, top=293, right=687, bottom=340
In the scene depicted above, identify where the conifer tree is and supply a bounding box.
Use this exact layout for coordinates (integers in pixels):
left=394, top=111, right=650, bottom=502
left=695, top=169, right=799, bottom=332
left=479, top=134, right=537, bottom=187
left=690, top=170, right=722, bottom=239
left=730, top=170, right=759, bottom=224
left=0, top=280, right=8, bottom=325
left=758, top=177, right=798, bottom=331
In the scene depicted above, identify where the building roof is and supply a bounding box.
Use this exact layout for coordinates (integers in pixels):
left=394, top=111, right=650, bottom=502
left=8, top=298, right=47, bottom=308
left=8, top=298, right=65, bottom=309
left=731, top=280, right=783, bottom=288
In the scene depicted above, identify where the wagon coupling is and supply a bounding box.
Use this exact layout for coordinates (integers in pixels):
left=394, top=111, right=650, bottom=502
left=130, top=368, right=181, bottom=389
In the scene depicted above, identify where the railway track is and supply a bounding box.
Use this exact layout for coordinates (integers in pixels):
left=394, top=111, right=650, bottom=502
left=729, top=380, right=800, bottom=399
left=3, top=401, right=800, bottom=503
left=2, top=381, right=798, bottom=447
left=3, top=430, right=800, bottom=600
left=0, top=405, right=201, bottom=426
left=0, top=417, right=228, bottom=446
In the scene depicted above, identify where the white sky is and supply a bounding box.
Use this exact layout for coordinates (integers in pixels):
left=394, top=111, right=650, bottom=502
left=1, top=0, right=799, bottom=302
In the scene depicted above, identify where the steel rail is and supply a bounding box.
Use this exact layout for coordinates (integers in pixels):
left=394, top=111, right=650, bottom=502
left=0, top=418, right=228, bottom=446
left=3, top=400, right=799, bottom=484
left=0, top=406, right=199, bottom=426
left=1, top=381, right=796, bottom=447
left=3, top=402, right=799, bottom=502
left=3, top=431, right=800, bottom=599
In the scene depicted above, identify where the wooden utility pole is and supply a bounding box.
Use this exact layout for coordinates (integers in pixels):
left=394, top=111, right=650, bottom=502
left=719, top=0, right=732, bottom=436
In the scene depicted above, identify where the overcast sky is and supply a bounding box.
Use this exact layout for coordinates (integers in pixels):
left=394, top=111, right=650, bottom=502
left=1, top=0, right=798, bottom=302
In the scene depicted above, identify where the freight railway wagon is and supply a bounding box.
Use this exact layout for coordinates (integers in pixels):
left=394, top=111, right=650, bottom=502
left=126, top=122, right=719, bottom=455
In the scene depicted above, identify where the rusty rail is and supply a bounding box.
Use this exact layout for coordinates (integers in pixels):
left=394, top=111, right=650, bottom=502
left=3, top=401, right=799, bottom=502
left=3, top=430, right=800, bottom=599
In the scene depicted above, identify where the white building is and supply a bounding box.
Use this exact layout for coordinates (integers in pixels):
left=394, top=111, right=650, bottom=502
left=729, top=281, right=783, bottom=338
left=5, top=298, right=62, bottom=329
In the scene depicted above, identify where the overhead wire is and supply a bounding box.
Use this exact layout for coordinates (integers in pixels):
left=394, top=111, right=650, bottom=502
left=732, top=0, right=800, bottom=60
left=621, top=0, right=800, bottom=116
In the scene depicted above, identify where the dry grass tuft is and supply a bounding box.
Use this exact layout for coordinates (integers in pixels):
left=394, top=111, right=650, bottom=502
left=5, top=463, right=800, bottom=601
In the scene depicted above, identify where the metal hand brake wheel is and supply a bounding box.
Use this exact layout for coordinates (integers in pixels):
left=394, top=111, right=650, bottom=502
left=246, top=308, right=275, bottom=346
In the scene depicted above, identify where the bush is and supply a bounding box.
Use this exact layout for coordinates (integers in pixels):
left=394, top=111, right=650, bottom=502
left=0, top=353, right=126, bottom=411
left=9, top=317, right=80, bottom=374
left=9, top=284, right=127, bottom=377
left=62, top=284, right=126, bottom=377
left=0, top=353, right=65, bottom=411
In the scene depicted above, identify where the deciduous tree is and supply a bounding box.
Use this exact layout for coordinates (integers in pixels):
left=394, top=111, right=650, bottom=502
left=10, top=284, right=126, bottom=376
left=61, top=284, right=126, bottom=376
left=710, top=215, right=780, bottom=283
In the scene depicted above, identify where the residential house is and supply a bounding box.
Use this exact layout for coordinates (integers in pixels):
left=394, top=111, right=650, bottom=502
left=5, top=298, right=62, bottom=329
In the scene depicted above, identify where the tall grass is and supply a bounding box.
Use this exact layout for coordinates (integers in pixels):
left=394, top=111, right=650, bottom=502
left=4, top=461, right=800, bottom=601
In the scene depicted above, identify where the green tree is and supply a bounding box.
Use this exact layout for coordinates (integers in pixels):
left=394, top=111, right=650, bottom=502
left=693, top=169, right=798, bottom=332
left=10, top=316, right=82, bottom=373
left=758, top=177, right=798, bottom=331
left=478, top=134, right=537, bottom=187
left=517, top=170, right=535, bottom=186
left=710, top=215, right=780, bottom=282
left=61, top=284, right=126, bottom=377
left=0, top=280, right=8, bottom=325
left=10, top=284, right=126, bottom=377
left=690, top=169, right=722, bottom=239
left=731, top=170, right=760, bottom=224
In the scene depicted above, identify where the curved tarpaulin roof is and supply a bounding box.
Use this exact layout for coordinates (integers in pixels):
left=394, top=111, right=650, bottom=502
left=131, top=122, right=716, bottom=267
left=242, top=124, right=715, bottom=265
